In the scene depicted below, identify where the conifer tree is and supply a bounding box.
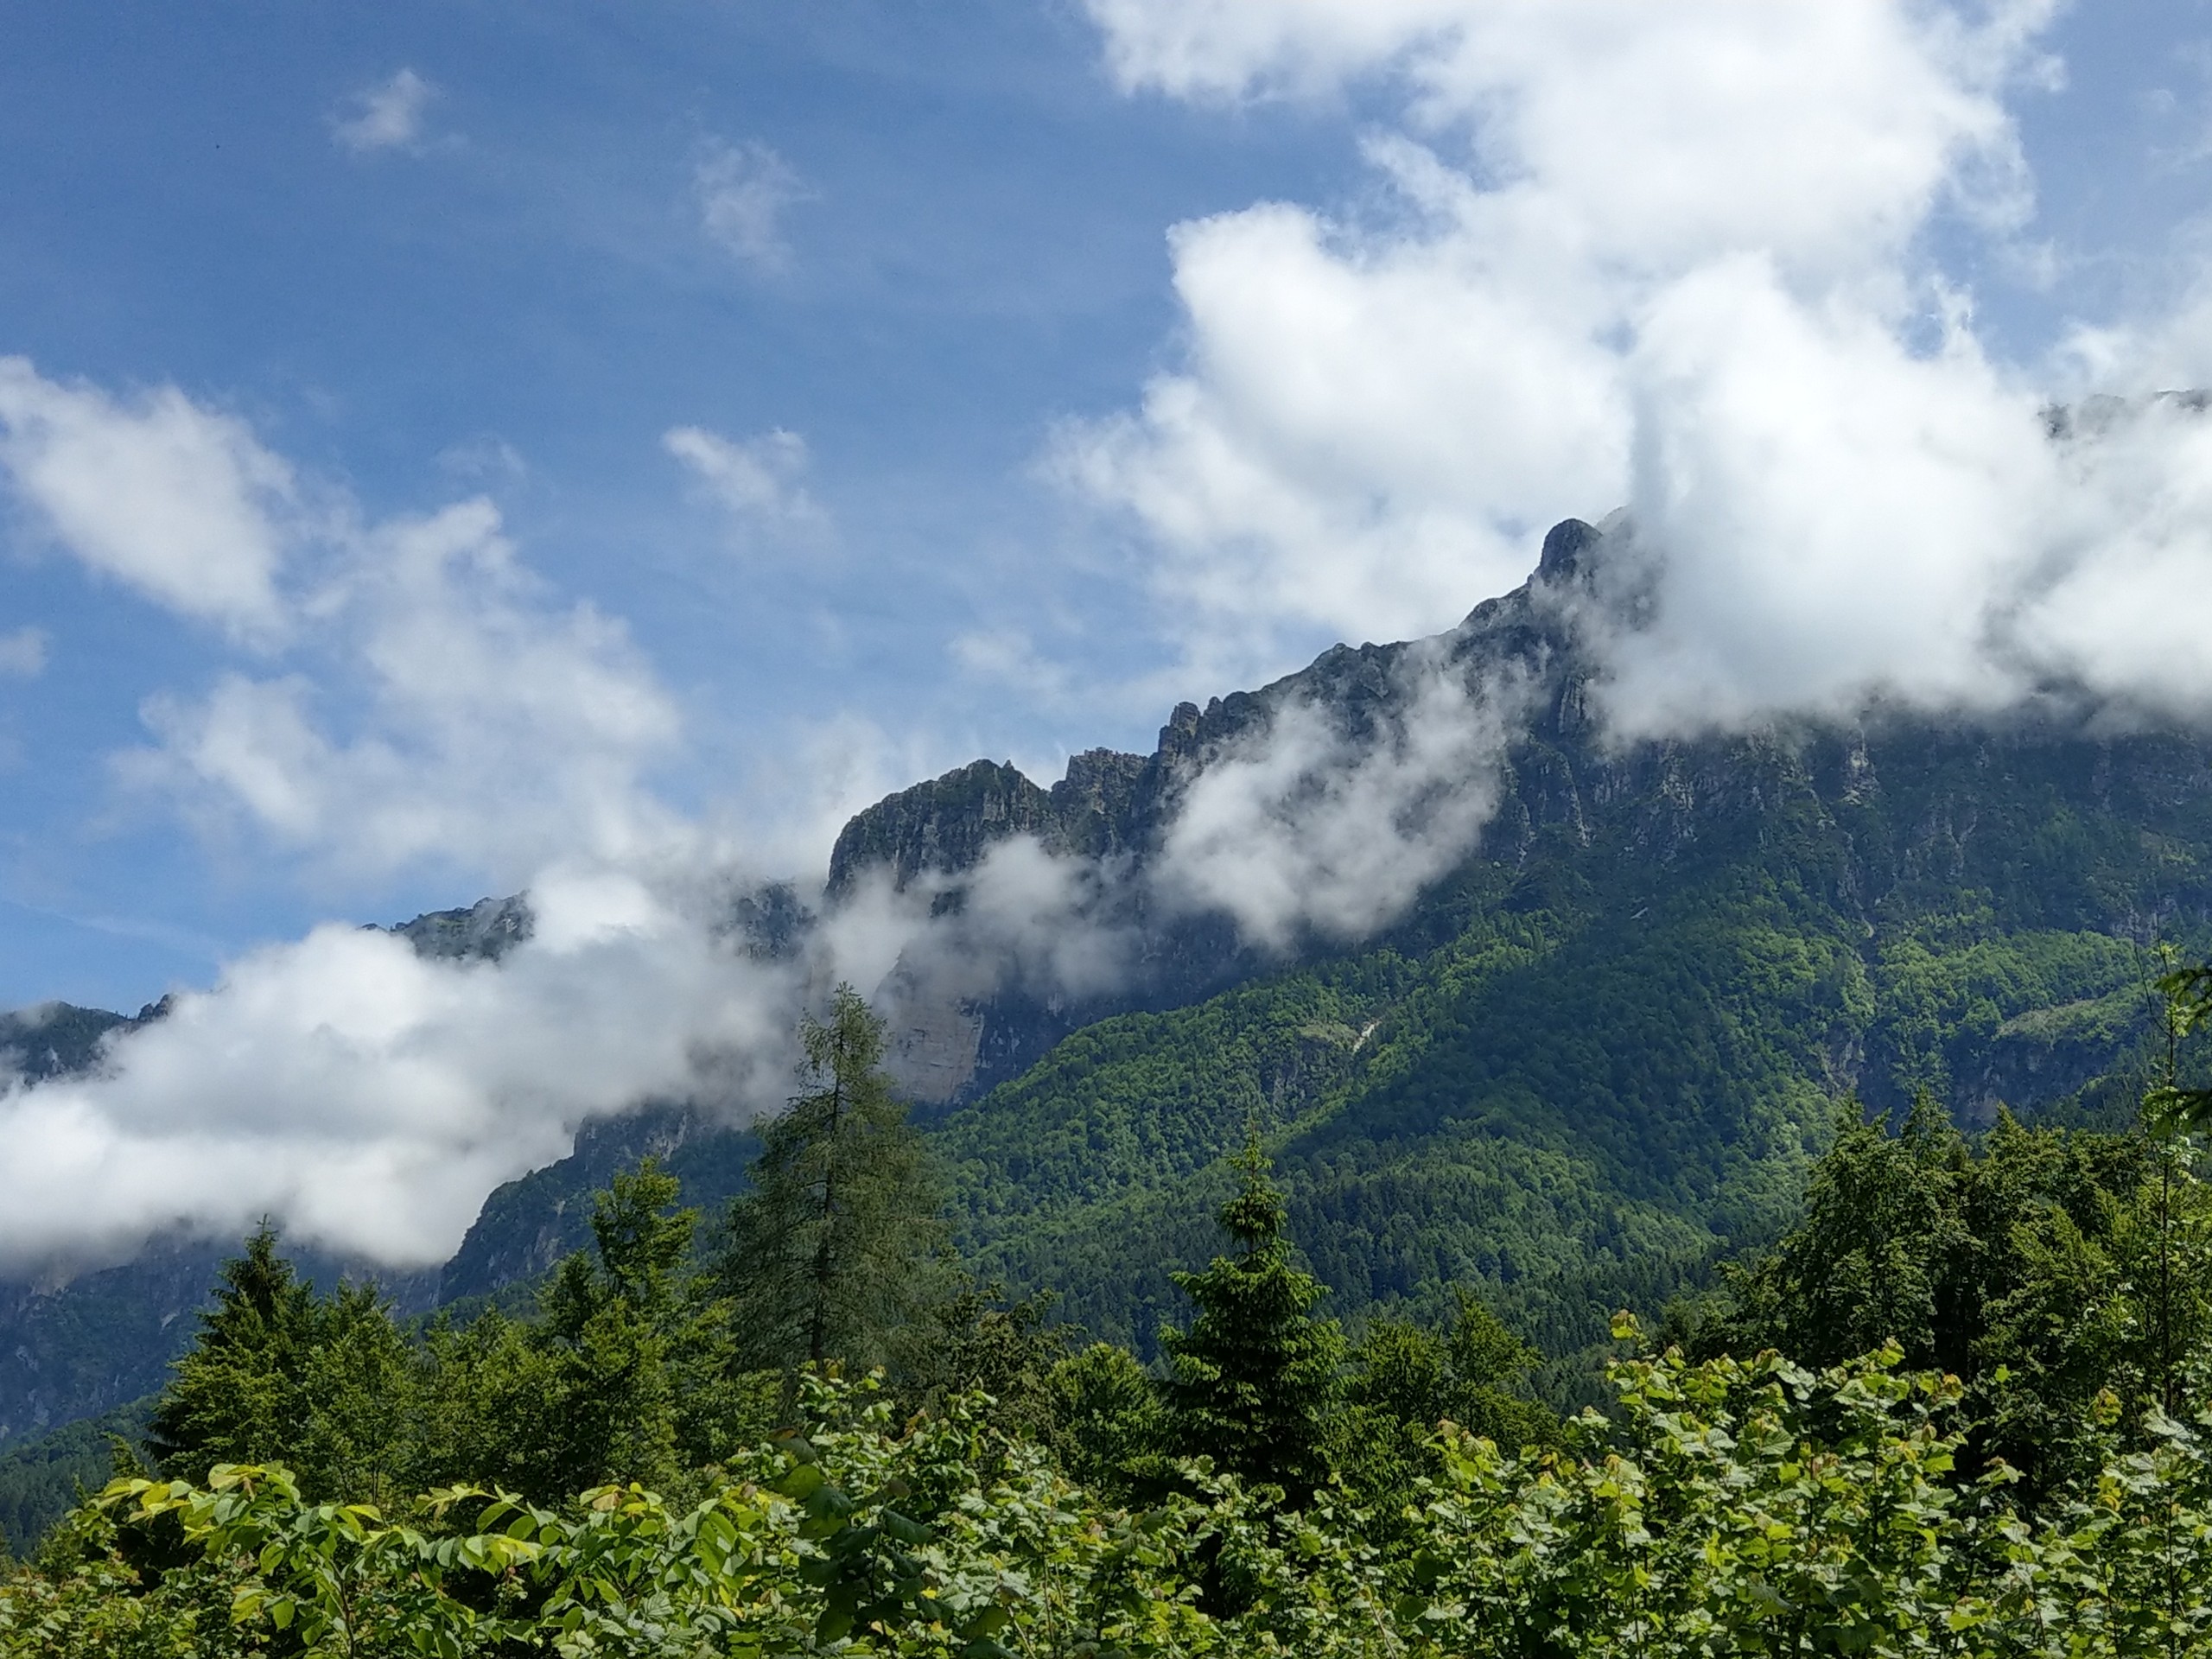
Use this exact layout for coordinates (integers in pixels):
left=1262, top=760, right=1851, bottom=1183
left=531, top=1159, right=698, bottom=1491
left=1160, top=1140, right=1343, bottom=1501
left=148, top=1228, right=416, bottom=1498
left=147, top=1227, right=316, bottom=1484
left=716, top=984, right=947, bottom=1375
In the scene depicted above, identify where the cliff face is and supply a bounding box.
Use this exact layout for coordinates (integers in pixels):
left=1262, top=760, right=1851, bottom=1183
left=830, top=520, right=1607, bottom=904
left=823, top=520, right=1648, bottom=1104
left=391, top=894, right=535, bottom=962
left=824, top=515, right=2212, bottom=1117
left=827, top=753, right=1154, bottom=899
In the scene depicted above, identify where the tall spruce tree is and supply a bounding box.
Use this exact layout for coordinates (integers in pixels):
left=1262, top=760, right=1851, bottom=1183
left=147, top=1227, right=316, bottom=1483
left=716, top=984, right=946, bottom=1375
left=147, top=1228, right=416, bottom=1499
left=1160, top=1140, right=1343, bottom=1502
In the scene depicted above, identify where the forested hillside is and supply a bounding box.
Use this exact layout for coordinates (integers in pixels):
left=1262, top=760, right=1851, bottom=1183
left=933, top=720, right=2202, bottom=1371
left=444, top=526, right=2212, bottom=1389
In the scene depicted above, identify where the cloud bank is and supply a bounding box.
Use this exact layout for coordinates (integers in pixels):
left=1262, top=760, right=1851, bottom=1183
left=0, top=869, right=792, bottom=1269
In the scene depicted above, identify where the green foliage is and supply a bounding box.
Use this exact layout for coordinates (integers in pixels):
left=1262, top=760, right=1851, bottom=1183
left=1160, top=1141, right=1346, bottom=1502
left=0, top=1401, right=149, bottom=1565
left=145, top=1229, right=419, bottom=1504
left=1046, top=1341, right=1170, bottom=1496
left=888, top=1279, right=1067, bottom=1440
left=20, top=1352, right=2212, bottom=1656
left=1335, top=1289, right=1559, bottom=1535
left=445, top=1157, right=744, bottom=1498
left=2146, top=957, right=2212, bottom=1133
left=716, top=982, right=950, bottom=1373
left=32, top=949, right=2212, bottom=1649
left=925, top=722, right=2212, bottom=1393
left=1701, top=1097, right=2212, bottom=1497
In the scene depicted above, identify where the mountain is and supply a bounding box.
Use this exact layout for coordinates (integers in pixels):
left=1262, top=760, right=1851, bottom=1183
left=4, top=518, right=2209, bottom=1457
left=0, top=1001, right=151, bottom=1085
left=432, top=519, right=2210, bottom=1382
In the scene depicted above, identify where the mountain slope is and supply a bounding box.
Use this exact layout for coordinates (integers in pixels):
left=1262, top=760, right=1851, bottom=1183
left=5, top=521, right=2209, bottom=1452
left=900, top=531, right=2207, bottom=1366
left=455, top=524, right=2208, bottom=1382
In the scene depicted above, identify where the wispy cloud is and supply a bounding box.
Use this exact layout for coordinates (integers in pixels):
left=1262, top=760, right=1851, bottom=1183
left=332, top=68, right=435, bottom=156
left=0, top=628, right=47, bottom=679
left=694, top=139, right=806, bottom=272
left=664, top=424, right=829, bottom=540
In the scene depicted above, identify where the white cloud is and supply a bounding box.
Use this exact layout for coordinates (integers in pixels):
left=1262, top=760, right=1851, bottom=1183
left=0, top=874, right=798, bottom=1271
left=664, top=424, right=828, bottom=539
left=1052, top=180, right=1627, bottom=657
left=1154, top=648, right=1522, bottom=949
left=0, top=358, right=296, bottom=641
left=1085, top=0, right=1468, bottom=101
left=1063, top=0, right=2081, bottom=704
left=1580, top=258, right=2060, bottom=733
left=122, top=499, right=683, bottom=885
left=333, top=68, right=435, bottom=155
left=0, top=627, right=47, bottom=679
left=695, top=139, right=805, bottom=272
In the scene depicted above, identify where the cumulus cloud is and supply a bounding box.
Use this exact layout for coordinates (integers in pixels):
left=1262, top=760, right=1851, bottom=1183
left=0, top=359, right=296, bottom=641
left=333, top=68, right=435, bottom=155
left=695, top=139, right=805, bottom=272
left=1052, top=172, right=1627, bottom=654
left=0, top=869, right=796, bottom=1271
left=0, top=362, right=682, bottom=889
left=121, top=499, right=683, bottom=884
left=0, top=362, right=844, bottom=1270
left=664, top=424, right=828, bottom=540
left=1063, top=0, right=2160, bottom=724
left=0, top=627, right=47, bottom=678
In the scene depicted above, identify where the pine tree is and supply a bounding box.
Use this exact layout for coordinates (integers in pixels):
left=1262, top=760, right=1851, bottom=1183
left=148, top=1228, right=416, bottom=1498
left=531, top=1159, right=699, bottom=1492
left=716, top=984, right=947, bottom=1375
left=147, top=1227, right=316, bottom=1484
left=1160, top=1140, right=1343, bottom=1502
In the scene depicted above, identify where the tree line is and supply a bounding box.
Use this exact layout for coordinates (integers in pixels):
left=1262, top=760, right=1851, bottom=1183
left=6, top=970, right=2212, bottom=1652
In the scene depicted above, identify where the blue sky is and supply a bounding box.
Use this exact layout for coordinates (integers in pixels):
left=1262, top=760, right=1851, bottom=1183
left=3, top=0, right=2212, bottom=1014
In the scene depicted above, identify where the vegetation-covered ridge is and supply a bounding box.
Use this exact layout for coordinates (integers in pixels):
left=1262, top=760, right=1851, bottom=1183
left=12, top=518, right=2212, bottom=1478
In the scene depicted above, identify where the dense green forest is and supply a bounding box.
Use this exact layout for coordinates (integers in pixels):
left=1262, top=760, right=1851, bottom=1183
left=10, top=970, right=2212, bottom=1654
left=930, top=734, right=2206, bottom=1391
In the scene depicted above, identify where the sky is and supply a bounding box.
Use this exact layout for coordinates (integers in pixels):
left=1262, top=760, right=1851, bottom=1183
left=0, top=0, right=1370, bottom=1008
left=0, top=0, right=2205, bottom=1012
left=11, top=2, right=2212, bottom=1268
